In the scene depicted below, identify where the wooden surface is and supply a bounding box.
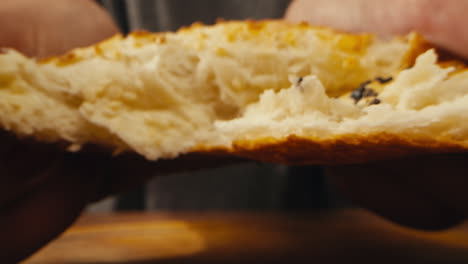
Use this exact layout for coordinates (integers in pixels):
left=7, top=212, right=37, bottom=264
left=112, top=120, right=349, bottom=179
left=24, top=209, right=468, bottom=264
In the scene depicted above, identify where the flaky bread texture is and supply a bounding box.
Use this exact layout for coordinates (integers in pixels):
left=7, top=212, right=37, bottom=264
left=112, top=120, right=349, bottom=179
left=0, top=20, right=467, bottom=164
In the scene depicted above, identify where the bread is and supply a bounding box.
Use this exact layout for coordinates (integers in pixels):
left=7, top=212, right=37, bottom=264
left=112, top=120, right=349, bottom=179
left=0, top=20, right=467, bottom=165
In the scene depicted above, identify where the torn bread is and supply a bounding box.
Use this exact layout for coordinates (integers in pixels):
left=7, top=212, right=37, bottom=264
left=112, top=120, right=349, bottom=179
left=0, top=20, right=467, bottom=164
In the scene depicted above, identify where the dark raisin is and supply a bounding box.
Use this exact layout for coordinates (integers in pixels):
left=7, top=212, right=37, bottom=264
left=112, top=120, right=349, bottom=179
left=361, top=80, right=372, bottom=87
left=296, top=77, right=305, bottom=92
left=376, top=76, right=393, bottom=84
left=362, top=88, right=378, bottom=97
left=351, top=89, right=364, bottom=102
left=350, top=80, right=372, bottom=103
left=369, top=98, right=381, bottom=105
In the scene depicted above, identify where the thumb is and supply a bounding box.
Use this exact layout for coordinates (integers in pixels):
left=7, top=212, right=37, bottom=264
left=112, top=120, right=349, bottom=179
left=285, top=0, right=468, bottom=59
left=0, top=0, right=119, bottom=58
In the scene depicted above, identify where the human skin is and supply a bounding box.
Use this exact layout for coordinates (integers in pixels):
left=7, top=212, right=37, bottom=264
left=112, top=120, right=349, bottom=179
left=0, top=0, right=168, bottom=262
left=0, top=0, right=119, bottom=58
left=0, top=1, right=240, bottom=262
left=286, top=0, right=468, bottom=58
left=0, top=0, right=119, bottom=262
left=286, top=0, right=468, bottom=230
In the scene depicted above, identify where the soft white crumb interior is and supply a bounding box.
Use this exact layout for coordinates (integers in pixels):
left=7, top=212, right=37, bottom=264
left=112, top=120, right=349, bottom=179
left=0, top=22, right=467, bottom=160
left=219, top=50, right=468, bottom=143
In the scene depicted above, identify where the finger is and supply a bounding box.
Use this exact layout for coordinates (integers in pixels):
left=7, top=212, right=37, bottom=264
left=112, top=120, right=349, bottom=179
left=285, top=0, right=421, bottom=36
left=325, top=155, right=467, bottom=230
left=34, top=0, right=120, bottom=57
left=285, top=0, right=468, bottom=59
left=390, top=154, right=468, bottom=217
left=0, top=0, right=119, bottom=58
left=415, top=0, right=468, bottom=59
left=0, top=155, right=99, bottom=263
left=0, top=131, right=61, bottom=206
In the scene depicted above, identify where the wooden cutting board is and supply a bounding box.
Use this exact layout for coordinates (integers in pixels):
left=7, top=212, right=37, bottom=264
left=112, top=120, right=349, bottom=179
left=24, top=209, right=468, bottom=264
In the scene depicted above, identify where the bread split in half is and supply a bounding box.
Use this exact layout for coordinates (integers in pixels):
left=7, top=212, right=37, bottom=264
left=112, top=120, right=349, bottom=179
left=1, top=20, right=467, bottom=164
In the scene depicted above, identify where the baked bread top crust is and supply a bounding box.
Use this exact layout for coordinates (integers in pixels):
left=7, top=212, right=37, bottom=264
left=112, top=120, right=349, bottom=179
left=0, top=20, right=467, bottom=164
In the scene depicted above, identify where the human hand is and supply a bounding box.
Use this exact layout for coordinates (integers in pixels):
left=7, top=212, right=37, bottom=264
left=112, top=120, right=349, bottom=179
left=286, top=0, right=468, bottom=58
left=0, top=130, right=234, bottom=263
left=0, top=0, right=118, bottom=58
left=286, top=0, right=468, bottom=230
left=324, top=155, right=468, bottom=230
left=0, top=0, right=138, bottom=262
left=0, top=1, right=243, bottom=262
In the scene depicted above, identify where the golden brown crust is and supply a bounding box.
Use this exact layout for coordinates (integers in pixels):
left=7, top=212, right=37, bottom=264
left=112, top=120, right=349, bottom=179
left=194, top=134, right=468, bottom=165
left=7, top=20, right=468, bottom=165
left=36, top=19, right=454, bottom=68
left=38, top=20, right=375, bottom=65
left=398, top=33, right=433, bottom=69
